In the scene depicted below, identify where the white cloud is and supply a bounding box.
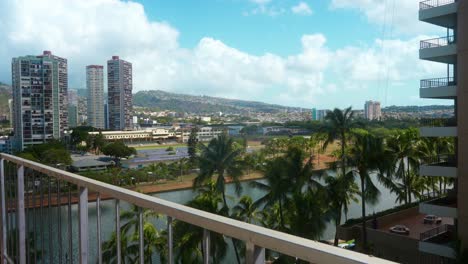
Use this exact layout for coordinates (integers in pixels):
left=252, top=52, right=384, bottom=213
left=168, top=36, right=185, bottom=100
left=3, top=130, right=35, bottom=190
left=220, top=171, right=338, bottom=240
left=0, top=0, right=443, bottom=108
left=330, top=0, right=445, bottom=36
left=291, top=2, right=313, bottom=16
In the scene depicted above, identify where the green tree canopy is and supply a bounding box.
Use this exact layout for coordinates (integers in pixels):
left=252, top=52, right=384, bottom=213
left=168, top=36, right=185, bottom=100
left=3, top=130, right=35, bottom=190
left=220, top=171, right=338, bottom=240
left=102, top=141, right=137, bottom=161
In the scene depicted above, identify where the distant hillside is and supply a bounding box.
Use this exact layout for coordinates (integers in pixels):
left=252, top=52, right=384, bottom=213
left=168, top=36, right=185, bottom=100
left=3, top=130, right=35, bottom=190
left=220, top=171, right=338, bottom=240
left=133, top=90, right=301, bottom=114
left=383, top=105, right=453, bottom=112
left=0, top=83, right=11, bottom=120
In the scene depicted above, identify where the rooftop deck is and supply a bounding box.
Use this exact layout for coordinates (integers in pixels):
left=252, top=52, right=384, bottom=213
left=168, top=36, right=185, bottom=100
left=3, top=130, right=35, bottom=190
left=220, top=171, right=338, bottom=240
left=378, top=212, right=454, bottom=240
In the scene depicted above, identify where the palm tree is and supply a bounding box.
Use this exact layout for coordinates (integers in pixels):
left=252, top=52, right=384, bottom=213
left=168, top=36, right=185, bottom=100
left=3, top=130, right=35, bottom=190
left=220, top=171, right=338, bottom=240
left=174, top=182, right=228, bottom=263
left=194, top=133, right=244, bottom=208
left=102, top=205, right=163, bottom=263
left=233, top=195, right=261, bottom=224
left=323, top=107, right=356, bottom=183
left=387, top=128, right=421, bottom=204
left=325, top=172, right=359, bottom=246
left=346, top=129, right=391, bottom=252
left=274, top=188, right=331, bottom=264
left=252, top=147, right=318, bottom=230
left=192, top=133, right=244, bottom=264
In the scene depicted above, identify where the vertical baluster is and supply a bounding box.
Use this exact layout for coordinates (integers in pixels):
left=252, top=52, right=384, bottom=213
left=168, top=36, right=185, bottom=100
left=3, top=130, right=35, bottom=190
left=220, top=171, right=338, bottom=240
left=25, top=169, right=30, bottom=264
left=68, top=183, right=73, bottom=264
left=13, top=164, right=18, bottom=262
left=167, top=216, right=173, bottom=264
left=246, top=242, right=265, bottom=264
left=7, top=163, right=14, bottom=259
left=78, top=186, right=88, bottom=264
left=48, top=175, right=52, bottom=264
left=115, top=200, right=121, bottom=264
left=39, top=173, right=45, bottom=262
left=57, top=179, right=62, bottom=264
left=17, top=165, right=26, bottom=264
left=32, top=171, right=37, bottom=264
left=96, top=193, right=102, bottom=264
left=203, top=229, right=210, bottom=264
left=139, top=207, right=144, bottom=264
left=0, top=158, right=6, bottom=263
left=5, top=162, right=11, bottom=260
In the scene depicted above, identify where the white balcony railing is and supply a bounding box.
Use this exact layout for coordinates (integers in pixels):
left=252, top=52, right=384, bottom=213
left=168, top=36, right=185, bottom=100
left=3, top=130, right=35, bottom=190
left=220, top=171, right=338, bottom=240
left=0, top=153, right=395, bottom=264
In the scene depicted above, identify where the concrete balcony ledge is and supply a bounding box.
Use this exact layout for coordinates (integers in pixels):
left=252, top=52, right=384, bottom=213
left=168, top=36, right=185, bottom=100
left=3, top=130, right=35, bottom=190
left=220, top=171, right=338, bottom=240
left=419, top=164, right=457, bottom=178
left=419, top=197, right=457, bottom=218
left=420, top=85, right=456, bottom=99
left=419, top=0, right=458, bottom=28
left=419, top=126, right=457, bottom=137
left=419, top=41, right=457, bottom=64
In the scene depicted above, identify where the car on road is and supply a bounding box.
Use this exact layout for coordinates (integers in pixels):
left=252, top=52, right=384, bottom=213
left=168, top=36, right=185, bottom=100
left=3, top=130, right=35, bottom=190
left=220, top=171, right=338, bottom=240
left=389, top=225, right=410, bottom=235
left=423, top=215, right=442, bottom=224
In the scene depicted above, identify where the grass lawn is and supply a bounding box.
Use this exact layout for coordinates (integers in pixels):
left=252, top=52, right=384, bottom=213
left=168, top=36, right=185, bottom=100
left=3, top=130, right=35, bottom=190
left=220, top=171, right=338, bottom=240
left=133, top=143, right=187, bottom=150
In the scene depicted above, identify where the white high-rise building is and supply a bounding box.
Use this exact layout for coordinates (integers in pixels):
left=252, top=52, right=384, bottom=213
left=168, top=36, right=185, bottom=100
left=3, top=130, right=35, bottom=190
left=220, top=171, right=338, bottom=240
left=107, top=56, right=133, bottom=131
left=364, top=100, right=381, bottom=121
left=86, top=65, right=105, bottom=129
left=11, top=51, right=68, bottom=151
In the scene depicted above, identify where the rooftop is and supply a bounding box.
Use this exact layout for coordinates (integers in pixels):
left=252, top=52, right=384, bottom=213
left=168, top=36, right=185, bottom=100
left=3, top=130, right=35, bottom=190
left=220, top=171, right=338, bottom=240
left=378, top=211, right=454, bottom=240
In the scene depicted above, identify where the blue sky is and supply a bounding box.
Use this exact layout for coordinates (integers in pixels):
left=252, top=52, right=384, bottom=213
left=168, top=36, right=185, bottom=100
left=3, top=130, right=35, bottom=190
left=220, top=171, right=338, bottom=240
left=136, top=0, right=378, bottom=54
left=0, top=0, right=450, bottom=109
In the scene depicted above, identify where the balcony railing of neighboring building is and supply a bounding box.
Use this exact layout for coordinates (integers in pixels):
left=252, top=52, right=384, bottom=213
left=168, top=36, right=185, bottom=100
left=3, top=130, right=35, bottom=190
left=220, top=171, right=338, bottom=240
left=423, top=195, right=457, bottom=209
left=420, top=36, right=456, bottom=49
left=0, top=153, right=395, bottom=264
left=420, top=77, right=456, bottom=89
left=424, top=154, right=457, bottom=167
left=419, top=0, right=457, bottom=10
left=420, top=117, right=457, bottom=127
left=420, top=224, right=455, bottom=243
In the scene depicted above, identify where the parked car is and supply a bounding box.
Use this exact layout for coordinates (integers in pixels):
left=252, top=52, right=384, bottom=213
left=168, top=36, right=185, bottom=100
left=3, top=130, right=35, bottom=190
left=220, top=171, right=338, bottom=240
left=424, top=215, right=442, bottom=224
left=389, top=225, right=410, bottom=235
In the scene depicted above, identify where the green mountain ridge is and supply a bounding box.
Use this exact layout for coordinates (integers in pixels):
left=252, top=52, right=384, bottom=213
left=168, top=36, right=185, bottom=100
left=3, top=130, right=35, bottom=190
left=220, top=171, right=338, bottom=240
left=133, top=90, right=302, bottom=114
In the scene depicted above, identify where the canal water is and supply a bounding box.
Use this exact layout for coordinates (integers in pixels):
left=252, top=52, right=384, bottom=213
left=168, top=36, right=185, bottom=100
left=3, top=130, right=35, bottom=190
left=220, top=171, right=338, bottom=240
left=19, top=170, right=401, bottom=263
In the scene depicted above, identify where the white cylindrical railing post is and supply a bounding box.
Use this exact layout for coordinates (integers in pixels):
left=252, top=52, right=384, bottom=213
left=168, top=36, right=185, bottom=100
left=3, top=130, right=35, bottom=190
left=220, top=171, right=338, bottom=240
left=116, top=200, right=121, bottom=264
left=96, top=193, right=102, bottom=264
left=0, top=159, right=6, bottom=264
left=17, top=165, right=26, bottom=264
left=139, top=207, right=144, bottom=264
left=203, top=229, right=210, bottom=264
left=167, top=216, right=173, bottom=264
left=78, top=186, right=89, bottom=264
left=246, top=242, right=265, bottom=264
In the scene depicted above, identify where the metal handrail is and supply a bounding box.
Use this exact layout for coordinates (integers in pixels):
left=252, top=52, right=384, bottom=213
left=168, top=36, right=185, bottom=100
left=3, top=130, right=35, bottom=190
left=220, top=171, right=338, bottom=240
left=420, top=0, right=457, bottom=10
left=420, top=36, right=455, bottom=49
left=420, top=77, right=456, bottom=89
left=423, top=153, right=457, bottom=166
left=0, top=153, right=395, bottom=264
left=420, top=224, right=453, bottom=241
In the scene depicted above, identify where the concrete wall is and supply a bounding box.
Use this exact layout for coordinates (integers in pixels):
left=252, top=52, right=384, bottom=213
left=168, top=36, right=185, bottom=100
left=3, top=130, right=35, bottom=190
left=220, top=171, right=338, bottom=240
left=458, top=0, right=468, bottom=249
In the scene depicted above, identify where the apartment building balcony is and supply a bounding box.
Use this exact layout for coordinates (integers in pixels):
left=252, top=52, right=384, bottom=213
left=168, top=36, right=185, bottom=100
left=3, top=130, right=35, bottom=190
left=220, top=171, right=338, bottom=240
left=419, top=117, right=457, bottom=137
left=419, top=224, right=456, bottom=259
left=420, top=36, right=457, bottom=64
left=0, top=153, right=395, bottom=264
left=419, top=0, right=458, bottom=28
left=420, top=154, right=457, bottom=178
left=420, top=77, right=457, bottom=99
left=420, top=196, right=457, bottom=218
